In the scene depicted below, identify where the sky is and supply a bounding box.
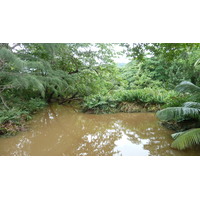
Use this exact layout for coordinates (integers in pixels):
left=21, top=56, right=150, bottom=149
left=112, top=44, right=131, bottom=64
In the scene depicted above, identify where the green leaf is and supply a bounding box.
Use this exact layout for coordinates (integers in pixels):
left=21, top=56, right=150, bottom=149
left=183, top=102, right=200, bottom=109
left=175, top=81, right=200, bottom=94
left=171, top=128, right=200, bottom=150
left=156, top=107, right=200, bottom=121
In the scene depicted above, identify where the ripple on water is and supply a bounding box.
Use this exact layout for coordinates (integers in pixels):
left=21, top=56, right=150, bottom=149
left=1, top=105, right=200, bottom=156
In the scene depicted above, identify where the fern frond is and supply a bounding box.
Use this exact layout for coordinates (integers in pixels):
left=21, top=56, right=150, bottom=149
left=156, top=107, right=200, bottom=121
left=171, top=128, right=200, bottom=150
left=175, top=81, right=200, bottom=95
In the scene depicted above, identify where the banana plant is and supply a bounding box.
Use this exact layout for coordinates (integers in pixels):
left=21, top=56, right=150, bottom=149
left=156, top=81, right=200, bottom=150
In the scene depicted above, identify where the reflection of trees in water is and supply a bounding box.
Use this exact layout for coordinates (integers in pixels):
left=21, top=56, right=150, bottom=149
left=74, top=123, right=122, bottom=156
left=118, top=114, right=200, bottom=156
left=2, top=105, right=200, bottom=156
left=119, top=115, right=178, bottom=155
left=64, top=117, right=123, bottom=156
left=74, top=132, right=119, bottom=156
left=29, top=105, right=123, bottom=156
left=124, top=122, right=173, bottom=156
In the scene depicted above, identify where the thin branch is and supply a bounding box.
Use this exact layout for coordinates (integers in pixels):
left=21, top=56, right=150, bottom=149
left=10, top=43, right=21, bottom=51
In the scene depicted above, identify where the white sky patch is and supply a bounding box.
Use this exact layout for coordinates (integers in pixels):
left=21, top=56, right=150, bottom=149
left=112, top=44, right=131, bottom=64
left=113, top=56, right=131, bottom=64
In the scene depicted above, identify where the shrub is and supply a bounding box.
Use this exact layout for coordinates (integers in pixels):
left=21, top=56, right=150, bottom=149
left=82, top=88, right=176, bottom=113
left=82, top=94, right=119, bottom=113
left=113, top=88, right=176, bottom=105
left=0, top=98, right=47, bottom=136
left=0, top=108, right=29, bottom=124
left=163, top=94, right=191, bottom=108
left=19, top=98, right=47, bottom=114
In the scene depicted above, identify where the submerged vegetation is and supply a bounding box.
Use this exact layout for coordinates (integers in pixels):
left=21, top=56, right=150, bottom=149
left=1, top=43, right=200, bottom=152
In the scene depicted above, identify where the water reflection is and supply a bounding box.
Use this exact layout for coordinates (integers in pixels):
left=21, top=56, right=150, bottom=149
left=1, top=104, right=200, bottom=156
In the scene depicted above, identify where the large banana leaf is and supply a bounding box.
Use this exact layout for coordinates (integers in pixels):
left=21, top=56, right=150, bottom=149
left=171, top=128, right=200, bottom=150
left=175, top=81, right=200, bottom=94
left=156, top=107, right=200, bottom=121
left=183, top=102, right=200, bottom=109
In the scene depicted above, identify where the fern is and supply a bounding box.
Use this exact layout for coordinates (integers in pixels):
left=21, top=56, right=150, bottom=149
left=171, top=128, right=200, bottom=150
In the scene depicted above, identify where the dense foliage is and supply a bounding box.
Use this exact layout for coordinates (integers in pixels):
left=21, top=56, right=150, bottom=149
left=156, top=81, right=200, bottom=150
left=82, top=89, right=179, bottom=114
left=1, top=42, right=200, bottom=151
left=0, top=43, right=119, bottom=135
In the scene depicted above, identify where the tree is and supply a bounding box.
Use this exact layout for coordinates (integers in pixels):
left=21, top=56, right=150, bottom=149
left=0, top=43, right=121, bottom=112
left=122, top=43, right=200, bottom=61
left=121, top=43, right=200, bottom=89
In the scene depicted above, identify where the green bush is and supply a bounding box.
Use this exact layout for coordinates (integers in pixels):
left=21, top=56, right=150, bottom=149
left=0, top=98, right=46, bottom=124
left=163, top=94, right=191, bottom=108
left=82, top=88, right=177, bottom=113
left=113, top=88, right=176, bottom=105
left=19, top=98, right=47, bottom=114
left=0, top=108, right=29, bottom=124
left=82, top=94, right=119, bottom=113
left=0, top=97, right=47, bottom=136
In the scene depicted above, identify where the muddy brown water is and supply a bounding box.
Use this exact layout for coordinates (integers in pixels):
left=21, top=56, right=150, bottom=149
left=1, top=104, right=200, bottom=156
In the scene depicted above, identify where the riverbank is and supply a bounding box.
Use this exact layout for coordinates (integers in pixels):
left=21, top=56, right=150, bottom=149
left=0, top=100, right=161, bottom=137
left=0, top=99, right=47, bottom=137
left=0, top=87, right=189, bottom=137
left=84, top=101, right=161, bottom=114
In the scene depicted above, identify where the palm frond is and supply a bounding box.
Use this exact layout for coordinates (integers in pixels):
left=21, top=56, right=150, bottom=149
left=171, top=128, right=200, bottom=150
left=175, top=81, right=200, bottom=94
left=183, top=102, right=200, bottom=109
left=156, top=107, right=200, bottom=121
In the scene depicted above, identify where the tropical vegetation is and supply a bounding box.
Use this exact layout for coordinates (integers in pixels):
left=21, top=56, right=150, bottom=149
left=1, top=43, right=200, bottom=151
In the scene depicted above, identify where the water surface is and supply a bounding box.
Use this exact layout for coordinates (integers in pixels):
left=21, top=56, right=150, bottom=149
left=1, top=104, right=200, bottom=156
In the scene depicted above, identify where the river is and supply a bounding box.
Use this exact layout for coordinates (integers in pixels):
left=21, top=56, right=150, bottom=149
left=1, top=104, right=200, bottom=156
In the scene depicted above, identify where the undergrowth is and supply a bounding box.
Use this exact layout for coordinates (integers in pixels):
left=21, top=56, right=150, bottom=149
left=82, top=88, right=184, bottom=114
left=0, top=98, right=47, bottom=137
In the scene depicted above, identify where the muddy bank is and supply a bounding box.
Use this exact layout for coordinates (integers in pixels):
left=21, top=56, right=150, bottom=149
left=84, top=101, right=161, bottom=114
left=119, top=102, right=161, bottom=113
left=0, top=121, right=27, bottom=137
